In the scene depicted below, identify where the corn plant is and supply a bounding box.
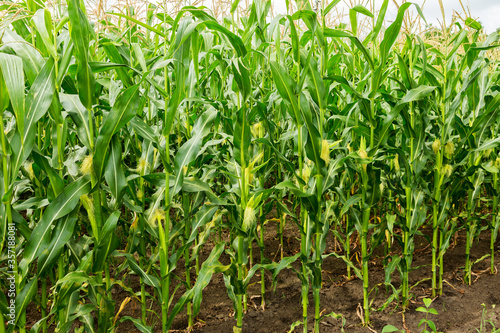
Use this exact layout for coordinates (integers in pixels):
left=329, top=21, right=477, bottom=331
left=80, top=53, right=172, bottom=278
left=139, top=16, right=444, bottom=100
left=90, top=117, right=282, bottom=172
left=1, top=0, right=500, bottom=332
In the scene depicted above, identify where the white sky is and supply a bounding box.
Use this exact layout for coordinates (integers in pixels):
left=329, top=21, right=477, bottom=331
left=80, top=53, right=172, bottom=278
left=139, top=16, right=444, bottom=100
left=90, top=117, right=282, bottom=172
left=271, top=0, right=500, bottom=34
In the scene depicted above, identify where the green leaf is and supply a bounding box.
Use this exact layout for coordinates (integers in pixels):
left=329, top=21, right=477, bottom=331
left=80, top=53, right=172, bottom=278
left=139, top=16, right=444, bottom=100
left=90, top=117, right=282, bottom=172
left=428, top=308, right=438, bottom=315
left=93, top=84, right=141, bottom=181
left=37, top=212, right=78, bottom=276
left=167, top=10, right=246, bottom=57
left=377, top=85, right=436, bottom=147
left=202, top=21, right=247, bottom=57
left=130, top=117, right=160, bottom=143
left=475, top=136, right=500, bottom=152
left=351, top=5, right=373, bottom=17
left=366, top=0, right=389, bottom=43
left=231, top=58, right=251, bottom=102
left=324, top=0, right=341, bottom=16
left=2, top=30, right=43, bottom=84
left=287, top=321, right=303, bottom=333
left=104, top=137, right=127, bottom=203
left=350, top=5, right=373, bottom=36
left=341, top=194, right=362, bottom=216
left=465, top=17, right=482, bottom=30
left=0, top=53, right=25, bottom=130
left=122, top=253, right=160, bottom=289
left=230, top=0, right=241, bottom=14
left=379, top=2, right=413, bottom=63
left=32, top=150, right=65, bottom=196
left=68, top=0, right=95, bottom=110
left=60, top=93, right=92, bottom=149
left=119, top=317, right=153, bottom=333
left=14, top=278, right=37, bottom=325
left=188, top=206, right=218, bottom=243
left=0, top=63, right=9, bottom=112
left=166, top=242, right=226, bottom=328
left=56, top=271, right=101, bottom=286
left=233, top=106, right=251, bottom=168
left=269, top=61, right=302, bottom=126
left=132, top=43, right=147, bottom=72
left=182, top=177, right=226, bottom=205
left=275, top=180, right=312, bottom=198
left=298, top=93, right=325, bottom=173
left=326, top=252, right=363, bottom=280
left=171, top=108, right=217, bottom=196
left=381, top=325, right=401, bottom=333
left=100, top=42, right=134, bottom=87
left=107, top=12, right=166, bottom=37
left=10, top=57, right=56, bottom=182
left=323, top=29, right=374, bottom=70
left=287, top=16, right=300, bottom=62
left=269, top=253, right=300, bottom=289
left=98, top=211, right=121, bottom=247
left=423, top=297, right=432, bottom=308
left=304, top=59, right=325, bottom=111
left=94, top=211, right=121, bottom=272
left=56, top=38, right=74, bottom=86
left=32, top=9, right=57, bottom=59
left=19, top=177, right=91, bottom=280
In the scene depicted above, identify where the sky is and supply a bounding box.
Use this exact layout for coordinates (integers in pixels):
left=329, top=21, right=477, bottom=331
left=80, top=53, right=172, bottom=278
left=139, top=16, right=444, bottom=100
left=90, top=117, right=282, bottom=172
left=271, top=0, right=500, bottom=34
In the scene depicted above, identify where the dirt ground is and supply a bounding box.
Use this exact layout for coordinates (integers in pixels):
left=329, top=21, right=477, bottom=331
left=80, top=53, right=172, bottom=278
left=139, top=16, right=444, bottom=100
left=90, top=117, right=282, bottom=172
left=26, top=217, right=500, bottom=333
left=169, top=223, right=500, bottom=333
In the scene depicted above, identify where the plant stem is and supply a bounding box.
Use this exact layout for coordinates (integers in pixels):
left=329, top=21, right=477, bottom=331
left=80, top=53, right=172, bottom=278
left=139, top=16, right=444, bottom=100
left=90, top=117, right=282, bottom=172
left=438, top=229, right=444, bottom=294
left=431, top=148, right=442, bottom=297
left=313, top=174, right=323, bottom=333
left=297, top=124, right=309, bottom=333
left=361, top=205, right=370, bottom=325
left=491, top=172, right=498, bottom=274
left=260, top=206, right=265, bottom=309
left=361, top=169, right=370, bottom=325
left=183, top=193, right=193, bottom=329
left=58, top=256, right=65, bottom=323
left=465, top=195, right=473, bottom=285
left=42, top=277, right=47, bottom=333
left=346, top=214, right=351, bottom=280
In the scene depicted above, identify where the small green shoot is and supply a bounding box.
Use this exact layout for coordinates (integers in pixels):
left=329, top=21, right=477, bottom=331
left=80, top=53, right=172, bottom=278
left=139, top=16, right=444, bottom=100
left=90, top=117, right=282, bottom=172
left=476, top=304, right=500, bottom=333
left=416, top=298, right=440, bottom=333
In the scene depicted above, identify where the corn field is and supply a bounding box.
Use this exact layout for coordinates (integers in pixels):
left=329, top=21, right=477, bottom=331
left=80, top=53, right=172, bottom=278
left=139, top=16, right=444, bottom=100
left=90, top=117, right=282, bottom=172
left=0, top=0, right=500, bottom=332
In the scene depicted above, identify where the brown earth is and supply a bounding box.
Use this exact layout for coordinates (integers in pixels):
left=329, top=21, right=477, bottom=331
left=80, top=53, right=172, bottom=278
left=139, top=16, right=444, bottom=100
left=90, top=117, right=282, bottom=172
left=169, top=223, right=500, bottom=333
